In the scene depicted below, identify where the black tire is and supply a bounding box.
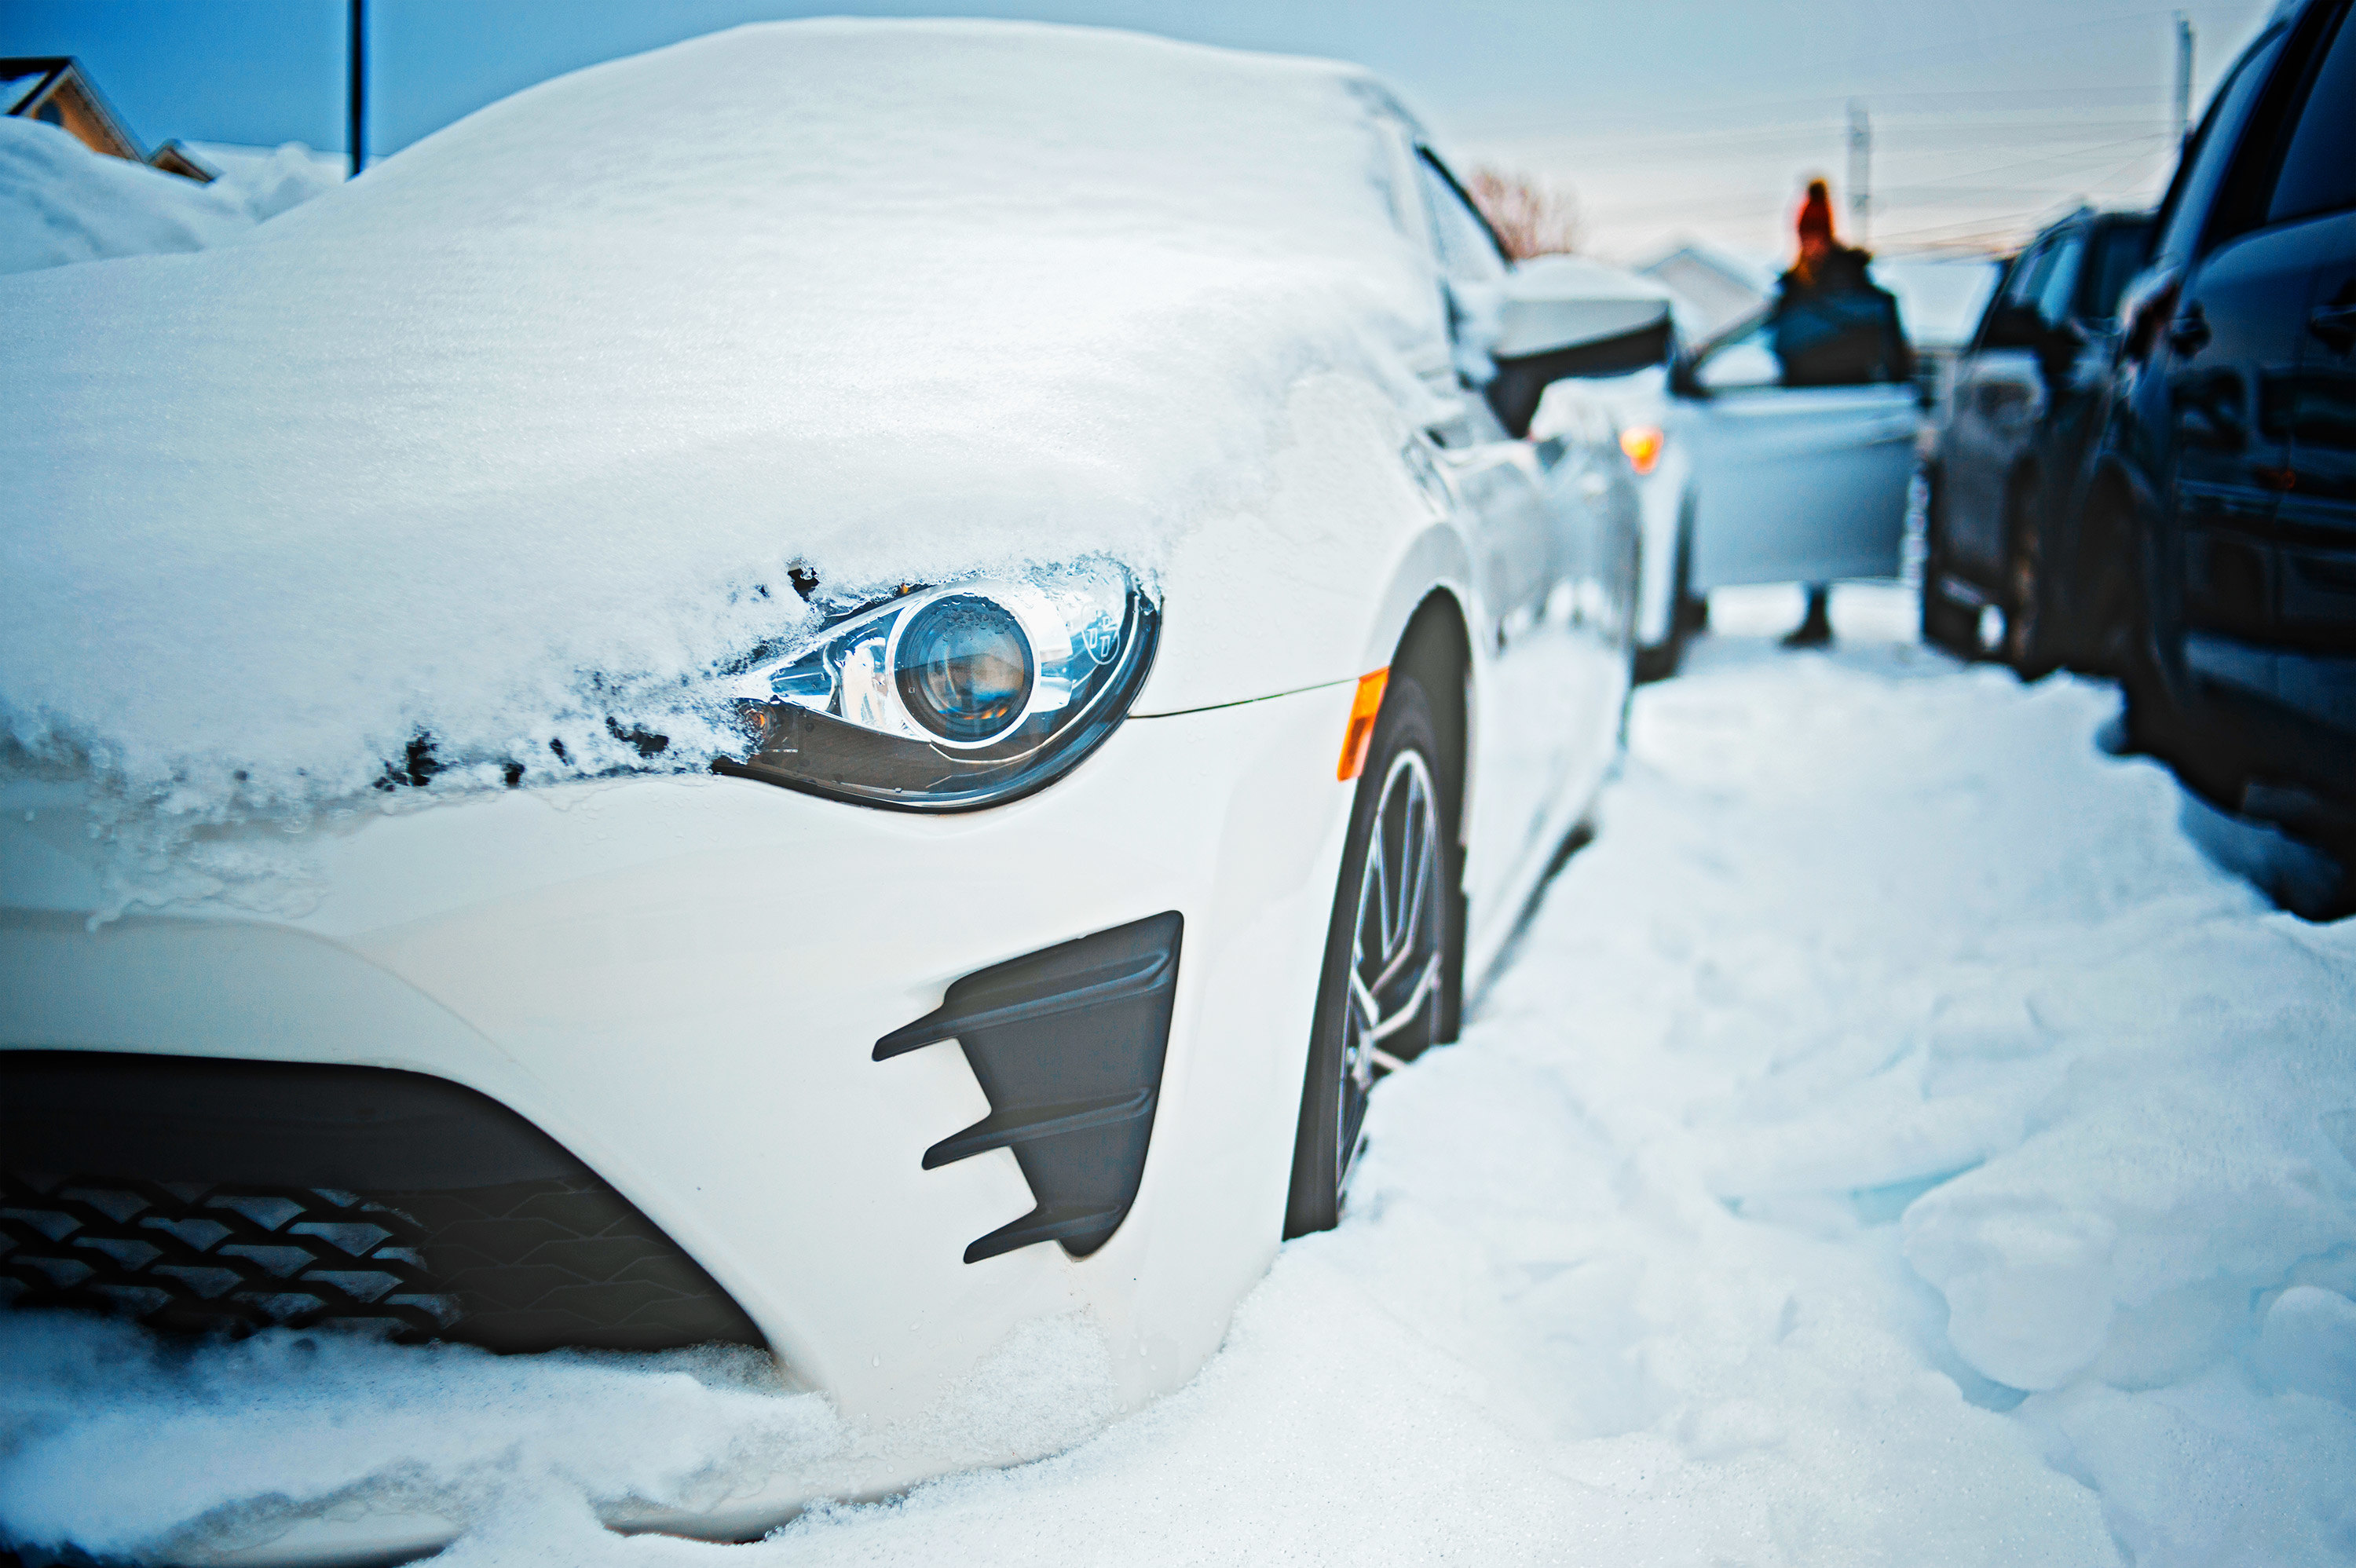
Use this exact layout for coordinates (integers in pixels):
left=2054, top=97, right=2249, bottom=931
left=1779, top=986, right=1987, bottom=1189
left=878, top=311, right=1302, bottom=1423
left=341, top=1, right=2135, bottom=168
left=2003, top=473, right=2060, bottom=679
left=1633, top=510, right=1694, bottom=683
left=2073, top=484, right=2135, bottom=678
left=1920, top=466, right=1980, bottom=656
left=2112, top=484, right=2179, bottom=761
left=1283, top=667, right=1461, bottom=1238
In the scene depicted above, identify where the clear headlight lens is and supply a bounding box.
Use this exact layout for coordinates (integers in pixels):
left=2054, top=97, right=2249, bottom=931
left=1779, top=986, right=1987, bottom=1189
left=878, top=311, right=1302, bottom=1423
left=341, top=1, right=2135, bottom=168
left=895, top=595, right=1034, bottom=742
left=715, top=559, right=1158, bottom=811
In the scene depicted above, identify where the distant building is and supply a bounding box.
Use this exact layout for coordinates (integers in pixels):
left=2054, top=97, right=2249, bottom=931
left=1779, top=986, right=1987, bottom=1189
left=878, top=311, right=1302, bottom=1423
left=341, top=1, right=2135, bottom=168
left=1, top=57, right=142, bottom=163
left=147, top=137, right=217, bottom=182
left=1636, top=241, right=1774, bottom=340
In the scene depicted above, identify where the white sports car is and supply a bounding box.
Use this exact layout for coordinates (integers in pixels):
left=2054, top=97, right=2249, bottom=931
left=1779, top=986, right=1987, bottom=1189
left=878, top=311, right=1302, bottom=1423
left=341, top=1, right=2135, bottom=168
left=0, top=20, right=1655, bottom=1557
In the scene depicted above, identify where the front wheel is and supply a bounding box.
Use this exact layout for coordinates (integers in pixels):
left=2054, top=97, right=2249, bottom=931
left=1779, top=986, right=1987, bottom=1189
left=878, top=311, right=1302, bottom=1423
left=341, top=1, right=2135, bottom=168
left=1283, top=667, right=1460, bottom=1237
left=2003, top=481, right=2059, bottom=678
left=1919, top=466, right=1980, bottom=656
left=1633, top=510, right=1694, bottom=683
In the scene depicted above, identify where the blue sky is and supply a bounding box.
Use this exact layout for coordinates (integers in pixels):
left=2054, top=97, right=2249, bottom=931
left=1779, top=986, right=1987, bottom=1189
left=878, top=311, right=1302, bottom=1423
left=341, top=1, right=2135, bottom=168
left=2, top=1, right=2277, bottom=259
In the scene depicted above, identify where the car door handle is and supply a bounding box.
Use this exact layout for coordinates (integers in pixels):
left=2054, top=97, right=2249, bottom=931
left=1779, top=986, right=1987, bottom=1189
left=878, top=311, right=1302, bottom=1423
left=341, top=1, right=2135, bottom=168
left=2311, top=302, right=2356, bottom=356
left=2166, top=305, right=2210, bottom=356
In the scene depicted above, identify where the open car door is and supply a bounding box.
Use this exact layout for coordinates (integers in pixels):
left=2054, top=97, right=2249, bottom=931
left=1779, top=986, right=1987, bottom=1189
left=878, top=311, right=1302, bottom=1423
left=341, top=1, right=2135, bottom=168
left=1674, top=313, right=1920, bottom=590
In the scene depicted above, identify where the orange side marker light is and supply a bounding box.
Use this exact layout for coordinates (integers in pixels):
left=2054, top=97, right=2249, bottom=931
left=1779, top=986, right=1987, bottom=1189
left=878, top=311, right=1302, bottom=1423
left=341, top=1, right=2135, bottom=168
left=1337, top=667, right=1390, bottom=781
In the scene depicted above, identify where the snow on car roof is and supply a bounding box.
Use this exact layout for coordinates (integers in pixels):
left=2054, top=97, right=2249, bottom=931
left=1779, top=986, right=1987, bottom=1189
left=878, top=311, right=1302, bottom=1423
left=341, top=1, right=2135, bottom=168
left=0, top=20, right=1438, bottom=853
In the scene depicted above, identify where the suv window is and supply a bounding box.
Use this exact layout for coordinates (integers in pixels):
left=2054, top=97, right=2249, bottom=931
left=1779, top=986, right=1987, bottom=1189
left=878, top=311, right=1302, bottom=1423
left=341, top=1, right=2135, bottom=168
left=2080, top=218, right=2154, bottom=322
left=2036, top=232, right=2087, bottom=327
left=2005, top=238, right=2058, bottom=309
left=2152, top=29, right=2287, bottom=266
left=2266, top=5, right=2356, bottom=224
left=1415, top=152, right=1509, bottom=283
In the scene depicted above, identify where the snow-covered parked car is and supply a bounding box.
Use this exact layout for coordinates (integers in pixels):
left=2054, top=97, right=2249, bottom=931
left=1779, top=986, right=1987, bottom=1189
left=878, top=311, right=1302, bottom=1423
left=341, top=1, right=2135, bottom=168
left=0, top=20, right=1658, bottom=1559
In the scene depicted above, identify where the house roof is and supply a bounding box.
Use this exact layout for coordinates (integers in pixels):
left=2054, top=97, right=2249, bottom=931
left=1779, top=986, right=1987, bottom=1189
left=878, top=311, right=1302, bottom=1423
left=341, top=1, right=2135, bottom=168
left=0, top=56, right=143, bottom=161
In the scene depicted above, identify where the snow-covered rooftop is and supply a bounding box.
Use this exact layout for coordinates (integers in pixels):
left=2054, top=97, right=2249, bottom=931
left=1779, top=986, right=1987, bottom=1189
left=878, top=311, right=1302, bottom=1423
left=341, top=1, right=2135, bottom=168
left=0, top=20, right=1439, bottom=842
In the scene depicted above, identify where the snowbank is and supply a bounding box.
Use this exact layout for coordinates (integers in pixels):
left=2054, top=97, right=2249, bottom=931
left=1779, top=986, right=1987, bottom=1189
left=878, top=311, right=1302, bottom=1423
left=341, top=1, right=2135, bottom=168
left=174, top=140, right=347, bottom=221
left=7, top=594, right=2348, bottom=1564
left=0, top=20, right=1439, bottom=848
left=0, top=119, right=338, bottom=274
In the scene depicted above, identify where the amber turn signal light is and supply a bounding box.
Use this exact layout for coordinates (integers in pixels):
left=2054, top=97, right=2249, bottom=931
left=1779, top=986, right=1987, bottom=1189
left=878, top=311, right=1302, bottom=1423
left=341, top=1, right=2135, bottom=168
left=1337, top=667, right=1389, bottom=781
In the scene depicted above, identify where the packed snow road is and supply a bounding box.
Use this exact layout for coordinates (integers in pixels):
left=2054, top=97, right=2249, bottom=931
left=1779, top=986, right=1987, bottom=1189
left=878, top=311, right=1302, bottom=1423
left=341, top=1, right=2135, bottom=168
left=6, top=587, right=2354, bottom=1566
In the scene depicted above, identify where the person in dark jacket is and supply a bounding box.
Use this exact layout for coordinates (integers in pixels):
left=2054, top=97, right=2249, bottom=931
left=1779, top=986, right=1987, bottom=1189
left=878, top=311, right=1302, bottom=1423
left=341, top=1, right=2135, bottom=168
left=1770, top=180, right=1915, bottom=647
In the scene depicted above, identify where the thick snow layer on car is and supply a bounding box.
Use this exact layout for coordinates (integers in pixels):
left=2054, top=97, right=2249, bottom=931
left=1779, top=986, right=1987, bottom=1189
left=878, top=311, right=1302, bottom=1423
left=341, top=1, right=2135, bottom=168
left=0, top=121, right=340, bottom=275
left=5, top=591, right=2349, bottom=1565
left=0, top=21, right=1438, bottom=850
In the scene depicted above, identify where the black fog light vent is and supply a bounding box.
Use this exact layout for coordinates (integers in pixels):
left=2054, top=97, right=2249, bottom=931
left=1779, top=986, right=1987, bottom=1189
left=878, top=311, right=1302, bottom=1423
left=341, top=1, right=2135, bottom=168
left=876, top=912, right=1181, bottom=1264
left=0, top=1054, right=763, bottom=1354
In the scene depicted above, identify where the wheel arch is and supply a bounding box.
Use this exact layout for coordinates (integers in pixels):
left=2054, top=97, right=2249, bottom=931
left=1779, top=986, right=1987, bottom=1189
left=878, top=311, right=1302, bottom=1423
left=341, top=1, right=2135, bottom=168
left=1391, top=588, right=1470, bottom=830
left=1387, top=588, right=1469, bottom=1044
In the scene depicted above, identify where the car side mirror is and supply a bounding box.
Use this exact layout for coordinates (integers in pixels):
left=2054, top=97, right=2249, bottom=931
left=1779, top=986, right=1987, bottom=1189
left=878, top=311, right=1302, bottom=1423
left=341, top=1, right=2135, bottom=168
left=1483, top=256, right=1675, bottom=437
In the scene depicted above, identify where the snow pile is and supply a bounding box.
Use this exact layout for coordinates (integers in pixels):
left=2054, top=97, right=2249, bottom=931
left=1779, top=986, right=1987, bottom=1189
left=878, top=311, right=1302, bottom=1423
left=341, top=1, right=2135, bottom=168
left=174, top=140, right=348, bottom=221
left=0, top=1307, right=1116, bottom=1565
left=0, top=119, right=338, bottom=275
left=0, top=20, right=1438, bottom=844
left=0, top=1316, right=835, bottom=1563
left=7, top=593, right=2347, bottom=1565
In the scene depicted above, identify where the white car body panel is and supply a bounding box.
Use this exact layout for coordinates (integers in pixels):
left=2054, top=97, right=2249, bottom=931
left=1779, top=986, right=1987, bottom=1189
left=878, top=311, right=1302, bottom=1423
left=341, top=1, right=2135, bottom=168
left=1534, top=368, right=1693, bottom=655
left=1679, top=382, right=1920, bottom=590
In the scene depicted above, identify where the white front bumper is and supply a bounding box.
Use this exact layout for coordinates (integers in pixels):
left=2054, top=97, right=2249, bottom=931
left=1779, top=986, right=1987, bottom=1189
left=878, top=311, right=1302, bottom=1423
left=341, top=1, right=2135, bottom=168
left=0, top=683, right=1359, bottom=1456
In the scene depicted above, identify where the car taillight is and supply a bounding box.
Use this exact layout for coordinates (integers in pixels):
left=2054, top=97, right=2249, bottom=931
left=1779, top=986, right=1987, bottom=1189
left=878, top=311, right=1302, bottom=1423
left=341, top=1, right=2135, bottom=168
left=1619, top=425, right=1665, bottom=476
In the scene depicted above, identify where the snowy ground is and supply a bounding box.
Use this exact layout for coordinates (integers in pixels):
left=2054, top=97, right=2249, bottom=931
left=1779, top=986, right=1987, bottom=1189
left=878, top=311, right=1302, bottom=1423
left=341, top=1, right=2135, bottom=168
left=6, top=586, right=2354, bottom=1566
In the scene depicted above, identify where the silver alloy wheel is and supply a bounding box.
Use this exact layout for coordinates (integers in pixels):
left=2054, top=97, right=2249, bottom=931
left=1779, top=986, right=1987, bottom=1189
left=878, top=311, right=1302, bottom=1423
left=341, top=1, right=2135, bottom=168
left=1333, top=747, right=1445, bottom=1188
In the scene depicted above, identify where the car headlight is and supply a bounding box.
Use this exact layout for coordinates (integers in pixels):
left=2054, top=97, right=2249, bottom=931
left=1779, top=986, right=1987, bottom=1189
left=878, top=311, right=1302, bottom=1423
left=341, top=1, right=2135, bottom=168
left=713, top=559, right=1159, bottom=811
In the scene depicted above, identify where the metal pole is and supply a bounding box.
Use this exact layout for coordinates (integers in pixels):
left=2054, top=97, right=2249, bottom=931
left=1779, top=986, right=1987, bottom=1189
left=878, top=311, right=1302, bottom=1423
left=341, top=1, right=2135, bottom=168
left=2173, top=13, right=2195, bottom=146
left=349, top=0, right=366, bottom=177
left=1847, top=100, right=1871, bottom=246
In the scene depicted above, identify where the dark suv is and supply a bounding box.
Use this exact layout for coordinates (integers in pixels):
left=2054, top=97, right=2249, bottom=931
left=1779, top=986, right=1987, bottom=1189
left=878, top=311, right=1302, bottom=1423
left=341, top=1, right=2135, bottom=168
left=2091, top=0, right=2356, bottom=864
left=1925, top=208, right=2153, bottom=673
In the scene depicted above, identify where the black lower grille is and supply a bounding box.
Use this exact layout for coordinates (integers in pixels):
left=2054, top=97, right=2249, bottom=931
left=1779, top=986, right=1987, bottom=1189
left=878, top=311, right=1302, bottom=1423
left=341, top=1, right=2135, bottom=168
left=0, top=1054, right=762, bottom=1353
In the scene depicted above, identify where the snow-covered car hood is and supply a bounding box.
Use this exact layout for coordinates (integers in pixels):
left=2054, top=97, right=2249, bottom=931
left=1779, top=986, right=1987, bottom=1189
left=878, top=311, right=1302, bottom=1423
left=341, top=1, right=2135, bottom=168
left=1, top=20, right=1439, bottom=827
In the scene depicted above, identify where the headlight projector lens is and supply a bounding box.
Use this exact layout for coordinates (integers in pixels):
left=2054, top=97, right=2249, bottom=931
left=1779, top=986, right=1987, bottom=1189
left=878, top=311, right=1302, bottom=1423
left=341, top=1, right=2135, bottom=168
left=894, top=594, right=1034, bottom=743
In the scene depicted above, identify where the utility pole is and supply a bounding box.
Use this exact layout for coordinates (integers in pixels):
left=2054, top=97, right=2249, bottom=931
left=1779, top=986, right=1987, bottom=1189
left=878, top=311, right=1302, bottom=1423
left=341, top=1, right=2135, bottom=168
left=2173, top=13, right=2196, bottom=146
left=348, top=0, right=366, bottom=177
left=1847, top=100, right=1871, bottom=246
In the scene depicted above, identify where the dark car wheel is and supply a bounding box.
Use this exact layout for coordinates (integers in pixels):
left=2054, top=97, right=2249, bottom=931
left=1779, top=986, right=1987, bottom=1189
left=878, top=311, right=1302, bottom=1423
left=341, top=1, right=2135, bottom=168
left=1284, top=667, right=1459, bottom=1237
left=2003, top=479, right=2059, bottom=678
left=1633, top=509, right=1694, bottom=683
left=2074, top=485, right=2136, bottom=678
left=1919, top=467, right=1980, bottom=656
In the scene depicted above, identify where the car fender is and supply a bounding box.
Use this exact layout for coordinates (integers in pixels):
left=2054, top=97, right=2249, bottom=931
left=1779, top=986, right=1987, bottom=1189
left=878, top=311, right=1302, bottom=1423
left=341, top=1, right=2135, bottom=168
left=1131, top=373, right=1476, bottom=719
